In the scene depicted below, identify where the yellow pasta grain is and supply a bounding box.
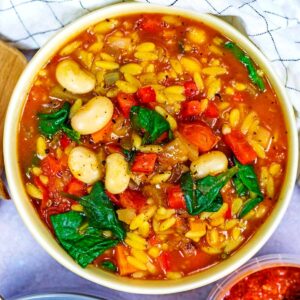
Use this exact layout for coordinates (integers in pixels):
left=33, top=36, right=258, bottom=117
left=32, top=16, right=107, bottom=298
left=224, top=236, right=243, bottom=253
left=100, top=52, right=115, bottom=62
left=210, top=203, right=228, bottom=219
left=248, top=139, right=266, bottom=159
left=124, top=73, right=141, bottom=88
left=185, top=230, right=206, bottom=242
left=207, top=78, right=221, bottom=100
left=255, top=203, right=268, bottom=218
left=139, top=72, right=157, bottom=85
left=241, top=111, right=258, bottom=134
left=164, top=85, right=184, bottom=95
left=148, top=247, right=161, bottom=258
left=170, top=58, right=183, bottom=75
left=207, top=228, right=219, bottom=246
left=266, top=176, right=275, bottom=198
left=180, top=56, right=201, bottom=73
left=115, top=80, right=138, bottom=93
left=222, top=124, right=232, bottom=135
left=70, top=99, right=82, bottom=118
left=95, top=61, right=119, bottom=70
left=106, top=87, right=119, bottom=98
left=139, top=145, right=163, bottom=153
left=201, top=246, right=222, bottom=255
left=146, top=262, right=157, bottom=274
left=131, top=249, right=149, bottom=264
left=36, top=136, right=47, bottom=159
left=229, top=108, right=240, bottom=128
left=120, top=63, right=143, bottom=75
left=136, top=42, right=155, bottom=52
left=134, top=52, right=158, bottom=61
left=213, top=36, right=224, bottom=45
left=138, top=221, right=150, bottom=238
left=150, top=172, right=172, bottom=185
left=132, top=271, right=147, bottom=279
left=127, top=256, right=147, bottom=271
left=125, top=238, right=146, bottom=251
left=88, top=41, right=104, bottom=53
left=162, top=15, right=181, bottom=26
left=234, top=82, right=246, bottom=91
left=225, top=87, right=235, bottom=95
left=232, top=198, right=243, bottom=215
left=71, top=204, right=84, bottom=212
left=269, top=163, right=281, bottom=177
left=224, top=219, right=239, bottom=230
left=117, top=208, right=136, bottom=225
left=130, top=213, right=146, bottom=230
left=94, top=19, right=118, bottom=34
left=165, top=93, right=186, bottom=103
left=155, top=106, right=177, bottom=130
left=232, top=227, right=241, bottom=240
left=144, top=206, right=157, bottom=221
left=193, top=72, right=204, bottom=91
left=210, top=217, right=225, bottom=227
left=32, top=167, right=42, bottom=176
left=202, top=66, right=227, bottom=76
left=60, top=41, right=82, bottom=56
left=39, top=175, right=49, bottom=185
left=208, top=45, right=223, bottom=56
left=159, top=217, right=176, bottom=231
left=132, top=133, right=142, bottom=150
left=26, top=183, right=43, bottom=200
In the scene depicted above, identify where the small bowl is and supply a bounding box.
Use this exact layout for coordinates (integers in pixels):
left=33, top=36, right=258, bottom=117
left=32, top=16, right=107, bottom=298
left=208, top=253, right=300, bottom=299
left=3, top=2, right=299, bottom=294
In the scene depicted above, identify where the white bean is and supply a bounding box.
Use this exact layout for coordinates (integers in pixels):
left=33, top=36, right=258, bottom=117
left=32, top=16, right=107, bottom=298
left=71, top=96, right=113, bottom=135
left=105, top=153, right=130, bottom=194
left=56, top=59, right=95, bottom=94
left=190, top=151, right=228, bottom=179
left=68, top=146, right=103, bottom=184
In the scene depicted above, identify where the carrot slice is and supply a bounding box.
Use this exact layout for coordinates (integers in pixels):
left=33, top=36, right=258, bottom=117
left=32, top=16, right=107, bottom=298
left=91, top=120, right=113, bottom=143
left=115, top=245, right=138, bottom=276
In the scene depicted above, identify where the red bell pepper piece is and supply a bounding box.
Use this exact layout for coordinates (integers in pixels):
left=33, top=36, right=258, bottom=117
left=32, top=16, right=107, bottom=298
left=225, top=206, right=232, bottom=219
left=119, top=189, right=147, bottom=211
left=204, top=102, right=219, bottom=118
left=105, top=143, right=123, bottom=155
left=41, top=155, right=62, bottom=176
left=223, top=130, right=257, bottom=165
left=66, top=178, right=86, bottom=197
left=117, top=92, right=138, bottom=118
left=137, top=86, right=156, bottom=103
left=60, top=133, right=71, bottom=150
left=167, top=185, right=186, bottom=209
left=184, top=81, right=199, bottom=98
left=181, top=100, right=203, bottom=117
left=106, top=191, right=121, bottom=206
left=179, top=123, right=219, bottom=152
left=131, top=153, right=157, bottom=174
left=158, top=251, right=171, bottom=273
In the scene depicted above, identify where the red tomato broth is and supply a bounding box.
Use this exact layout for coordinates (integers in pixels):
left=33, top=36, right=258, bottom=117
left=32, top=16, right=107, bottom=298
left=223, top=266, right=300, bottom=300
left=18, top=13, right=287, bottom=280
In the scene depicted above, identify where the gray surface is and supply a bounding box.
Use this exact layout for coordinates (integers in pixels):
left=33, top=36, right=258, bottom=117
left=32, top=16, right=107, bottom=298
left=0, top=185, right=299, bottom=300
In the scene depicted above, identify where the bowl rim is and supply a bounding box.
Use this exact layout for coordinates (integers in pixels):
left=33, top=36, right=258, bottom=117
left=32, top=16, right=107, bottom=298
left=208, top=253, right=300, bottom=299
left=3, top=2, right=299, bottom=294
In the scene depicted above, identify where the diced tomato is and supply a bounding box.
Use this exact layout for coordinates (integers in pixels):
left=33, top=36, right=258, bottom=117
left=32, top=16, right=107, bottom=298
left=131, top=153, right=157, bottom=174
left=91, top=120, right=113, bottom=143
left=223, top=130, right=257, bottom=165
left=158, top=251, right=171, bottom=273
left=66, top=178, right=86, bottom=197
left=60, top=133, right=71, bottom=150
left=117, top=92, right=138, bottom=118
left=105, top=143, right=123, bottom=155
left=115, top=245, right=138, bottom=276
left=137, top=86, right=156, bottom=103
left=138, top=16, right=161, bottom=33
left=181, top=100, right=203, bottom=117
left=41, top=155, right=62, bottom=176
left=167, top=185, right=186, bottom=209
left=149, top=234, right=158, bottom=246
left=184, top=81, right=199, bottom=98
left=106, top=191, right=121, bottom=206
left=225, top=206, right=232, bottom=219
left=204, top=102, right=219, bottom=118
left=119, top=189, right=147, bottom=211
left=179, top=123, right=219, bottom=152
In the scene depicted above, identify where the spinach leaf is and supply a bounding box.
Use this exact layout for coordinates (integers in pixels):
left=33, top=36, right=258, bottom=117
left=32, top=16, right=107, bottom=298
left=101, top=260, right=117, bottom=272
left=234, top=159, right=263, bottom=218
left=130, top=106, right=170, bottom=144
left=123, top=149, right=136, bottom=162
left=62, top=124, right=81, bottom=143
left=38, top=102, right=70, bottom=137
left=233, top=176, right=248, bottom=197
left=181, top=166, right=238, bottom=215
left=79, top=182, right=126, bottom=241
left=51, top=211, right=119, bottom=268
left=224, top=41, right=265, bottom=92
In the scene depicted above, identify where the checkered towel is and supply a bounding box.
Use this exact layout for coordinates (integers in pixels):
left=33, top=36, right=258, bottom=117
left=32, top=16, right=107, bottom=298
left=0, top=0, right=300, bottom=180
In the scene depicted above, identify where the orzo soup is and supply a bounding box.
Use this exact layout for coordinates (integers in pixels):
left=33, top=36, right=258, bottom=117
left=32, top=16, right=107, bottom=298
left=19, top=13, right=287, bottom=280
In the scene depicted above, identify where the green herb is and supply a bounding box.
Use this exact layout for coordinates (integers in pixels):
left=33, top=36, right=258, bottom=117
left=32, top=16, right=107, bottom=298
left=181, top=166, right=238, bottom=215
left=51, top=211, right=119, bottom=268
left=62, top=124, right=81, bottom=143
left=224, top=41, right=265, bottom=91
left=130, top=106, right=170, bottom=144
left=234, top=159, right=263, bottom=218
left=178, top=41, right=185, bottom=54
left=79, top=182, right=126, bottom=241
left=101, top=260, right=117, bottom=272
left=233, top=176, right=248, bottom=197
left=123, top=149, right=136, bottom=162
left=38, top=102, right=81, bottom=142
left=104, top=72, right=120, bottom=87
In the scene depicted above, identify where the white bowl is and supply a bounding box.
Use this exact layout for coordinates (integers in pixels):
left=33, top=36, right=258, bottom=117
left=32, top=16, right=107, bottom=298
left=3, top=2, right=299, bottom=294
